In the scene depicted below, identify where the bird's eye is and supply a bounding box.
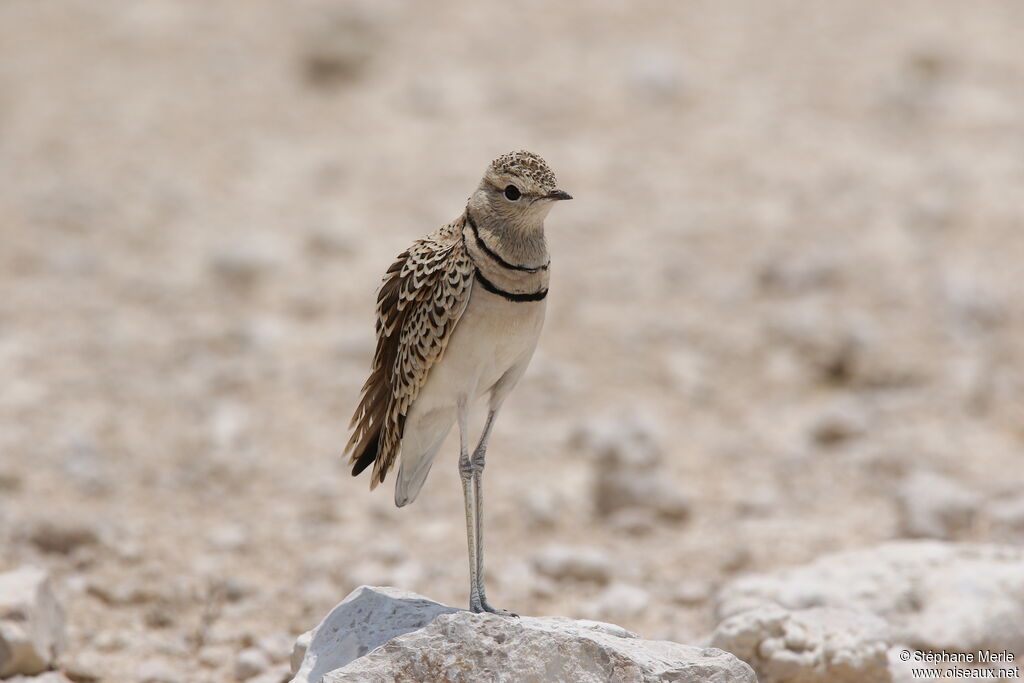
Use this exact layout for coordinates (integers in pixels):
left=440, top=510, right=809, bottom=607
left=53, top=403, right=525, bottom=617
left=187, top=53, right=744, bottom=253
left=503, top=185, right=521, bottom=201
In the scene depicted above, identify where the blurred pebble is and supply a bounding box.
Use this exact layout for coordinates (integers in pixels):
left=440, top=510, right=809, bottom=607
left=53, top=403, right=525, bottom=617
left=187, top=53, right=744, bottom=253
left=671, top=578, right=713, bottom=606
left=594, top=471, right=692, bottom=522
left=533, top=546, right=612, bottom=585
left=206, top=524, right=250, bottom=553
left=306, top=225, right=356, bottom=259
left=256, top=631, right=294, bottom=663
left=897, top=471, right=979, bottom=540
left=808, top=400, right=867, bottom=447
left=136, top=659, right=183, bottom=683
left=87, top=580, right=161, bottom=606
left=198, top=645, right=232, bottom=669
left=301, top=6, right=380, bottom=88
left=208, top=246, right=278, bottom=290
left=607, top=509, right=656, bottom=536
left=24, top=518, right=99, bottom=555
left=581, top=583, right=650, bottom=620
left=990, top=495, right=1024, bottom=542
left=234, top=647, right=270, bottom=680
left=522, top=488, right=562, bottom=529
left=572, top=412, right=663, bottom=469
left=625, top=49, right=684, bottom=103
left=63, top=651, right=106, bottom=681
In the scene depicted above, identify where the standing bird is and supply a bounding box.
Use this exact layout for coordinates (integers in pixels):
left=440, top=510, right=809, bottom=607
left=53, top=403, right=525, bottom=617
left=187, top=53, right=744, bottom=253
left=345, top=150, right=571, bottom=615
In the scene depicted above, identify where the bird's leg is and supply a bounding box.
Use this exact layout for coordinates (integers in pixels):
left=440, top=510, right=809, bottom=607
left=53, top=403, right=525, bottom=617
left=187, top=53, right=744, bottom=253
left=469, top=408, right=516, bottom=617
left=456, top=399, right=483, bottom=613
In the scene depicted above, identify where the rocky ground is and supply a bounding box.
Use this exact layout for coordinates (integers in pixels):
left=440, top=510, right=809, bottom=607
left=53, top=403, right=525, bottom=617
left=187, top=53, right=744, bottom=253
left=1, top=1, right=1023, bottom=681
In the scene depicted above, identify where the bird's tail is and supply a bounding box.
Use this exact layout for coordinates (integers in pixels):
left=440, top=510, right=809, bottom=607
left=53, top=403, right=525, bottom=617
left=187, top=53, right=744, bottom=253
left=349, top=426, right=380, bottom=478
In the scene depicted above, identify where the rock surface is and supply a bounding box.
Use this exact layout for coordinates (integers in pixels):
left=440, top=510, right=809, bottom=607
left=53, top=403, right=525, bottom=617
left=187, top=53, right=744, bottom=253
left=715, top=541, right=1024, bottom=655
left=711, top=605, right=891, bottom=683
left=292, top=586, right=756, bottom=683
left=0, top=567, right=66, bottom=677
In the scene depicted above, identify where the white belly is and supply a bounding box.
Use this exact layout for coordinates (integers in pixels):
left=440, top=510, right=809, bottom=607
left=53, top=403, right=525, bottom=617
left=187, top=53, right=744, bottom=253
left=392, top=288, right=545, bottom=506
left=418, top=289, right=545, bottom=414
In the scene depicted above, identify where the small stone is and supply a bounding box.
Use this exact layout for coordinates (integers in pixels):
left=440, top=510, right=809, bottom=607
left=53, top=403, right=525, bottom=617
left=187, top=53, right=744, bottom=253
left=897, top=471, right=979, bottom=539
left=594, top=471, right=692, bottom=522
left=207, top=524, right=249, bottom=553
left=62, top=651, right=105, bottom=681
left=672, top=579, right=713, bottom=606
left=24, top=518, right=99, bottom=555
left=522, top=488, right=562, bottom=529
left=626, top=49, right=684, bottom=103
left=581, top=583, right=650, bottom=621
left=991, top=496, right=1024, bottom=541
left=208, top=245, right=278, bottom=289
left=0, top=567, right=66, bottom=677
left=532, top=546, right=613, bottom=584
left=808, top=401, right=867, bottom=447
left=198, top=645, right=232, bottom=669
left=571, top=412, right=664, bottom=469
left=607, top=508, right=657, bottom=536
left=235, top=647, right=270, bottom=680
left=136, top=659, right=183, bottom=683
left=291, top=631, right=311, bottom=676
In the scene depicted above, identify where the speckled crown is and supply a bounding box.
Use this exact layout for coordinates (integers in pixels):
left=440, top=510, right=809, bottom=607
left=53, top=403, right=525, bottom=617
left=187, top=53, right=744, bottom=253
left=489, top=150, right=557, bottom=190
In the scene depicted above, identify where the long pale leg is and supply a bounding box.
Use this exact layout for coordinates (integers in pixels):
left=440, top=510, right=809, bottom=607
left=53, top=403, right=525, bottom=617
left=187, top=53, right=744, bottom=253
left=456, top=399, right=482, bottom=612
left=468, top=408, right=515, bottom=616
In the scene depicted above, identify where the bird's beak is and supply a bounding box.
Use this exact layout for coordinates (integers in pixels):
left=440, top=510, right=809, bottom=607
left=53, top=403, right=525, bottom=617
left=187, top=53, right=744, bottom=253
left=544, top=189, right=573, bottom=201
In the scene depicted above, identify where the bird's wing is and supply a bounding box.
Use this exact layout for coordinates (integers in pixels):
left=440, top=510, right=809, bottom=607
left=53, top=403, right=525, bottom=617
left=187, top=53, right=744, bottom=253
left=345, top=219, right=475, bottom=487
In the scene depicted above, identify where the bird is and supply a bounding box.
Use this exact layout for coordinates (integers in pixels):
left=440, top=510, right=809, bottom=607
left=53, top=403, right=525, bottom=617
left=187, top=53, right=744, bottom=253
left=344, top=150, right=572, bottom=615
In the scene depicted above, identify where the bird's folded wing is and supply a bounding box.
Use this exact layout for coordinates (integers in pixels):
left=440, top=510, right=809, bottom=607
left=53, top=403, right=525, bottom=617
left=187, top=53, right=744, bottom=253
left=346, top=221, right=475, bottom=487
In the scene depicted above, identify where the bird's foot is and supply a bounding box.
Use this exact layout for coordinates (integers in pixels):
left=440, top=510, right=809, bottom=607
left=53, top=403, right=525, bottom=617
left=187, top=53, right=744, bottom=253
left=470, top=598, right=518, bottom=618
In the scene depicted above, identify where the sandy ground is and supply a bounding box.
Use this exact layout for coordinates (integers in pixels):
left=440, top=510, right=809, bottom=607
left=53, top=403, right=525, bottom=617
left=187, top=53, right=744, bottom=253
left=1, top=1, right=1023, bottom=680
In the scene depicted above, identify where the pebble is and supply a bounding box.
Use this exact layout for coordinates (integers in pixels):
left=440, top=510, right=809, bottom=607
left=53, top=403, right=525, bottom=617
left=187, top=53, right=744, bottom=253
left=897, top=470, right=979, bottom=540
left=208, top=245, right=278, bottom=289
left=206, top=524, right=250, bottom=553
left=808, top=400, right=867, bottom=447
left=24, top=517, right=99, bottom=555
left=581, top=583, right=651, bottom=620
left=533, top=546, right=613, bottom=585
left=672, top=579, right=713, bottom=606
left=136, top=659, right=183, bottom=683
left=0, top=567, right=65, bottom=677
left=234, top=647, right=270, bottom=680
left=990, top=495, right=1024, bottom=541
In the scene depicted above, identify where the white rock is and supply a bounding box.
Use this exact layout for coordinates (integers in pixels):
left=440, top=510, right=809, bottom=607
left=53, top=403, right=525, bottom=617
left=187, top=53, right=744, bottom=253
left=0, top=567, right=66, bottom=677
left=235, top=646, right=270, bottom=680
left=897, top=471, right=979, bottom=539
left=290, top=586, right=459, bottom=683
left=715, top=541, right=1024, bottom=654
left=291, top=586, right=755, bottom=683
left=711, top=605, right=891, bottom=683
left=5, top=673, right=74, bottom=683
left=532, top=545, right=613, bottom=584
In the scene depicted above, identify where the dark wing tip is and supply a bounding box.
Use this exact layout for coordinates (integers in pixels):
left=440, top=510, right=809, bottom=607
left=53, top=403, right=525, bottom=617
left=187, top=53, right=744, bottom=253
left=350, top=428, right=380, bottom=477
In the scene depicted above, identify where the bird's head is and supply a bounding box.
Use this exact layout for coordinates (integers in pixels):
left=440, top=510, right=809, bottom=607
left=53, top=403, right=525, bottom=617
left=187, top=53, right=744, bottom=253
left=468, top=150, right=572, bottom=232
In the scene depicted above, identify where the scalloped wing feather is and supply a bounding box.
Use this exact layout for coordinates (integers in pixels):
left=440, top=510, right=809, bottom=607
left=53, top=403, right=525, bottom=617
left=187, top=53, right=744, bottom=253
left=346, top=220, right=474, bottom=488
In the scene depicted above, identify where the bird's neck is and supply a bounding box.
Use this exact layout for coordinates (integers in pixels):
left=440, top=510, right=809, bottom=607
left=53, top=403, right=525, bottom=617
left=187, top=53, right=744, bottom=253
left=464, top=209, right=549, bottom=270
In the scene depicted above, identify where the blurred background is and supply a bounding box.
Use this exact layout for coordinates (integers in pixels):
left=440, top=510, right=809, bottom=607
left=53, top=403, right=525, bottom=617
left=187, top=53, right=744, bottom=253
left=2, top=1, right=1023, bottom=680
